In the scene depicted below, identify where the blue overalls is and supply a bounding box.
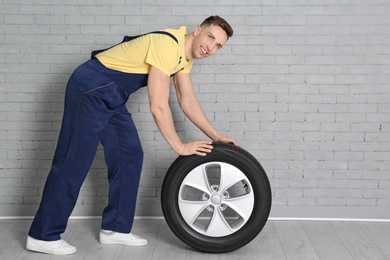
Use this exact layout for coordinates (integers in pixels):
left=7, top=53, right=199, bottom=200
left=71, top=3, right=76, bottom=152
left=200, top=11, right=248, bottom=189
left=29, top=31, right=178, bottom=241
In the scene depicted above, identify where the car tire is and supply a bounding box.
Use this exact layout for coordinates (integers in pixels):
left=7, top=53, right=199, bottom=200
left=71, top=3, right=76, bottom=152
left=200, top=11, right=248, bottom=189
left=161, top=142, right=272, bottom=253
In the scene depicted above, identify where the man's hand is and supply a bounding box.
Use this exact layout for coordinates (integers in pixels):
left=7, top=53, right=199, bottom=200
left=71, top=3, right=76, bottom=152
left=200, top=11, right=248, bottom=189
left=214, top=135, right=240, bottom=146
left=177, top=140, right=213, bottom=156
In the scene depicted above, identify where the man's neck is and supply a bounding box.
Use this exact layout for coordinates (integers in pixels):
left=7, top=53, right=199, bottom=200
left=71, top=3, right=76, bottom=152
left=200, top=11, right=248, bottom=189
left=184, top=33, right=194, bottom=61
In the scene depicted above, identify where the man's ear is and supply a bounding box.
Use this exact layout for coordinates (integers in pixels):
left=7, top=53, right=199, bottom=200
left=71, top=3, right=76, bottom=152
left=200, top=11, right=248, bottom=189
left=193, top=25, right=201, bottom=36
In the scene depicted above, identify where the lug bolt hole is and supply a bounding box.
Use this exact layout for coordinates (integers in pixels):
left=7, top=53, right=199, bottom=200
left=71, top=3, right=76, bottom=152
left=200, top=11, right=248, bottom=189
left=211, top=185, right=219, bottom=193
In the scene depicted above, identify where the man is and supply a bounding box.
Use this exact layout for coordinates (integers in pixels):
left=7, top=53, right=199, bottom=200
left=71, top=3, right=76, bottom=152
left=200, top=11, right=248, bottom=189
left=26, top=15, right=237, bottom=255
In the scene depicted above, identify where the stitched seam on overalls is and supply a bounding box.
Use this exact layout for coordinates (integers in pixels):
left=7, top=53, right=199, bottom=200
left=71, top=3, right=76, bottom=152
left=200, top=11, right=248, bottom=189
left=84, top=81, right=115, bottom=94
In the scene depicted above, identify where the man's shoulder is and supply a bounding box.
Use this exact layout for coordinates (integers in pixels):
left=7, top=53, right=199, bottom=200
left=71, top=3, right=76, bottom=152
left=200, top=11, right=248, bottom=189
left=162, top=26, right=187, bottom=45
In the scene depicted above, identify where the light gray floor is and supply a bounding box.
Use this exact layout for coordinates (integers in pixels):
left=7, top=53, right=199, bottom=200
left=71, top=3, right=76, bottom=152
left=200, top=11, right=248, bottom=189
left=1, top=218, right=390, bottom=260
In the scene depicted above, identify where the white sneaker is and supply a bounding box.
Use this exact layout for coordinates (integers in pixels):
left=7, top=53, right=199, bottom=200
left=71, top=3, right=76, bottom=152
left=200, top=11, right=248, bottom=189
left=26, top=236, right=77, bottom=255
left=99, top=229, right=148, bottom=246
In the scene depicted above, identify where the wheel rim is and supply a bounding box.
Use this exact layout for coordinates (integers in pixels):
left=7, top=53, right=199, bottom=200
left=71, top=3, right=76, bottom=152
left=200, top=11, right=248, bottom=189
left=178, top=162, right=254, bottom=237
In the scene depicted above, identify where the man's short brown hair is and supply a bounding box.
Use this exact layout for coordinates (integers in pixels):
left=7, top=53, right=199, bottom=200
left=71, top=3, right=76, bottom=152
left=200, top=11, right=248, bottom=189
left=201, top=15, right=233, bottom=39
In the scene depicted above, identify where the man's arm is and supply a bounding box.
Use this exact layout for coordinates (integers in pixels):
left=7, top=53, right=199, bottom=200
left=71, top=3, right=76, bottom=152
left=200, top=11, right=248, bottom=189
left=147, top=66, right=214, bottom=156
left=173, top=72, right=239, bottom=146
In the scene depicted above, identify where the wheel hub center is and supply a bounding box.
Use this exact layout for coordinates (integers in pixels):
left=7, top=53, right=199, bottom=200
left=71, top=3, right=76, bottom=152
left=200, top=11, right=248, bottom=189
left=211, top=194, right=222, bottom=205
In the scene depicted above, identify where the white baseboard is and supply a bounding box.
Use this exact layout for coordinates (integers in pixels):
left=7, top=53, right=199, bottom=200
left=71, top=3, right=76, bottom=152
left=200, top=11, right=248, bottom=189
left=1, top=205, right=389, bottom=222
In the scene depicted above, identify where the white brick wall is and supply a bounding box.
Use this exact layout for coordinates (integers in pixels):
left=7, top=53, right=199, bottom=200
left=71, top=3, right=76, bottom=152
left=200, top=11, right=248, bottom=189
left=1, top=0, right=389, bottom=219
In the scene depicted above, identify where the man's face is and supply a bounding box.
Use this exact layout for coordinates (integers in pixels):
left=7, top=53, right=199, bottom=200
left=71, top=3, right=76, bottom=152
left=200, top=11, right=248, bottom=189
left=191, top=24, right=228, bottom=59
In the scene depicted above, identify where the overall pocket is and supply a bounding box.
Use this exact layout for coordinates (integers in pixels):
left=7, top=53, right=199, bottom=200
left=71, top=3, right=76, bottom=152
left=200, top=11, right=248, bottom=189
left=82, top=80, right=129, bottom=117
left=85, top=81, right=129, bottom=111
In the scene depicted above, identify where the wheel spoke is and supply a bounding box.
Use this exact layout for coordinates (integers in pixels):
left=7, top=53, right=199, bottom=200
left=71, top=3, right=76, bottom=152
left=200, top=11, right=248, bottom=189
left=219, top=163, right=248, bottom=191
left=225, top=194, right=254, bottom=222
left=181, top=165, right=210, bottom=194
left=205, top=208, right=233, bottom=236
left=179, top=200, right=209, bottom=225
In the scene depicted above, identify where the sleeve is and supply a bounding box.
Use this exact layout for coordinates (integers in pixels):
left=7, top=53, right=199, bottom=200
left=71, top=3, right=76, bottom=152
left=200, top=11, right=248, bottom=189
left=179, top=59, right=194, bottom=74
left=145, top=36, right=180, bottom=76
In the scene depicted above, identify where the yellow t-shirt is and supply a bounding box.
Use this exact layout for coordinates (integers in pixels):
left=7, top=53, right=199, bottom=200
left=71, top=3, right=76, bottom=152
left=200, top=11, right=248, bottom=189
left=96, top=26, right=193, bottom=76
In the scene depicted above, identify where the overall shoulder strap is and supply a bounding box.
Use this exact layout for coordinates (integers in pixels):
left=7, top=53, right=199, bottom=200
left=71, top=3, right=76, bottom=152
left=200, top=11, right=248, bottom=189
left=122, top=31, right=178, bottom=44
left=91, top=31, right=178, bottom=59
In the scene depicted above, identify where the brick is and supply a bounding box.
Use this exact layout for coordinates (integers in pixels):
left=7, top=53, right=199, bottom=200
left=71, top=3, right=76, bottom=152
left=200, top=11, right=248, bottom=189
left=319, top=179, right=349, bottom=188
left=306, top=113, right=336, bottom=122
left=318, top=104, right=348, bottom=113
left=306, top=75, right=335, bottom=84
left=317, top=198, right=348, bottom=206
left=306, top=188, right=363, bottom=198
left=246, top=112, right=274, bottom=122
left=364, top=189, right=390, bottom=199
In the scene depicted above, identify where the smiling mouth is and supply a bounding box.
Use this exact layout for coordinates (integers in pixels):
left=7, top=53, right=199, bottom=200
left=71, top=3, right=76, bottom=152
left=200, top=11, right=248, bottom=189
left=201, top=46, right=208, bottom=55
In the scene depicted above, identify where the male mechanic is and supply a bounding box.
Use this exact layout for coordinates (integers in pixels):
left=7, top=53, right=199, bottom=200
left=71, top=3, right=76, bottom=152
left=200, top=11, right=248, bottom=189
left=26, top=15, right=237, bottom=255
